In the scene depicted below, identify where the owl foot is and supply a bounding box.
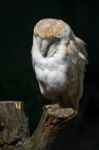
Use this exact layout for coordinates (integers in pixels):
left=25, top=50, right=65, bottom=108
left=43, top=104, right=60, bottom=111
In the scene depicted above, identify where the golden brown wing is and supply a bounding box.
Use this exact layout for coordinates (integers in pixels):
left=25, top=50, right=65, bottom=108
left=63, top=38, right=87, bottom=110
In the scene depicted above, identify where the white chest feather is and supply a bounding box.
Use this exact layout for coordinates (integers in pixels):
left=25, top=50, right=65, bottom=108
left=32, top=48, right=70, bottom=93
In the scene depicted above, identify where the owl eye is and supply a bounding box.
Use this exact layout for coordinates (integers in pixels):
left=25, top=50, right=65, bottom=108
left=50, top=37, right=60, bottom=42
left=47, top=37, right=60, bottom=47
left=41, top=38, right=59, bottom=49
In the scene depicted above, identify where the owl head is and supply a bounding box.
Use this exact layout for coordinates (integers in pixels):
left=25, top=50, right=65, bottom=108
left=33, top=18, right=74, bottom=57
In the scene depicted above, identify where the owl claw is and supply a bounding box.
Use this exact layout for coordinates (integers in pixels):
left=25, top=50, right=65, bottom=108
left=43, top=105, right=51, bottom=111
left=43, top=104, right=60, bottom=111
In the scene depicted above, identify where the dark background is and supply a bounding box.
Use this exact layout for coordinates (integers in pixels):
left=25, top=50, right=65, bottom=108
left=0, top=0, right=99, bottom=149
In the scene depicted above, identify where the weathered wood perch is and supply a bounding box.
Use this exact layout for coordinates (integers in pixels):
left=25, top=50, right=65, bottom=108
left=0, top=101, right=29, bottom=150
left=25, top=107, right=77, bottom=150
left=0, top=101, right=78, bottom=150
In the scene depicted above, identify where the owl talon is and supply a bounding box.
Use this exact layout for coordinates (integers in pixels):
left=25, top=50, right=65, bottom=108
left=43, top=104, right=60, bottom=111
left=43, top=105, right=51, bottom=111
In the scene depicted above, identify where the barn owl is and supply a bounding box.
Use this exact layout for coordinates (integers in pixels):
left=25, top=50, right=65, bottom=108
left=31, top=18, right=88, bottom=112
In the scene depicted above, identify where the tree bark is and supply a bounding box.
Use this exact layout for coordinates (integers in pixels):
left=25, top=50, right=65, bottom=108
left=23, top=107, right=77, bottom=150
left=0, top=101, right=29, bottom=150
left=0, top=101, right=78, bottom=150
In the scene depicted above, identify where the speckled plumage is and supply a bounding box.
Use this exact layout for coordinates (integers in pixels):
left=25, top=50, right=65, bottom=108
left=31, top=18, right=88, bottom=110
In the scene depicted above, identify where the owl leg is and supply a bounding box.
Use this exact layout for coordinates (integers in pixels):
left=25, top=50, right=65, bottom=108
left=57, top=96, right=74, bottom=108
left=43, top=96, right=64, bottom=109
left=57, top=96, right=64, bottom=107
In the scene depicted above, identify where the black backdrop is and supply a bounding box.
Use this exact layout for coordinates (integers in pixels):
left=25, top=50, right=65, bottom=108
left=0, top=0, right=99, bottom=149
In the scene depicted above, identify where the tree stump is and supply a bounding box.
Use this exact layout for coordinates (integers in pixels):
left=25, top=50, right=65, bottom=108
left=0, top=101, right=29, bottom=150
left=23, top=107, right=77, bottom=150
left=0, top=101, right=78, bottom=150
